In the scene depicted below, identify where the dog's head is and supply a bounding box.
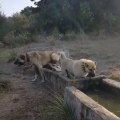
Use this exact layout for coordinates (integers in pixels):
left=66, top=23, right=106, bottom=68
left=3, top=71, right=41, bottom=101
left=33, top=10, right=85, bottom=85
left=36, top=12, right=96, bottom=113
left=82, top=59, right=97, bottom=77
left=51, top=52, right=61, bottom=64
left=14, top=53, right=28, bottom=66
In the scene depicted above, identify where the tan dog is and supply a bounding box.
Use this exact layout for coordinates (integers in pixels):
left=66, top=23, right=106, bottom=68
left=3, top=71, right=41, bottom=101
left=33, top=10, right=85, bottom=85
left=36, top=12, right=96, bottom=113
left=59, top=52, right=96, bottom=79
left=14, top=51, right=61, bottom=82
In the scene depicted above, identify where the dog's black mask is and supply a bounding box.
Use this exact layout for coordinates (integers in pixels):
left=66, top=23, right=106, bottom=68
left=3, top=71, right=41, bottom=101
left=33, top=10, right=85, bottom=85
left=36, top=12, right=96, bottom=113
left=14, top=59, right=25, bottom=66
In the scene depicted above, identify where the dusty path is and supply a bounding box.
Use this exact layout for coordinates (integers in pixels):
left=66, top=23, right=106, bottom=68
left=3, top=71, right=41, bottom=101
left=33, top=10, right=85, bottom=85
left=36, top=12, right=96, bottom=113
left=0, top=63, right=53, bottom=120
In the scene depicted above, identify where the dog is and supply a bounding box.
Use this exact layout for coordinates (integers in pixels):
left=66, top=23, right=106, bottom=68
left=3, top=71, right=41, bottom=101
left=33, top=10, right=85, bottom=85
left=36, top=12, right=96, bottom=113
left=14, top=50, right=61, bottom=82
left=59, top=52, right=96, bottom=79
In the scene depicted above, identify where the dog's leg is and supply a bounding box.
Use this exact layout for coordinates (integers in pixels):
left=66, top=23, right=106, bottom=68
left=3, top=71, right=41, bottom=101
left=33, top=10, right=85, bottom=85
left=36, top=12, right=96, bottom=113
left=31, top=65, right=39, bottom=82
left=65, top=70, right=75, bottom=79
left=84, top=73, right=88, bottom=78
left=37, top=64, right=46, bottom=83
left=66, top=70, right=71, bottom=78
left=32, top=64, right=45, bottom=82
left=39, top=68, right=45, bottom=83
left=32, top=73, right=38, bottom=82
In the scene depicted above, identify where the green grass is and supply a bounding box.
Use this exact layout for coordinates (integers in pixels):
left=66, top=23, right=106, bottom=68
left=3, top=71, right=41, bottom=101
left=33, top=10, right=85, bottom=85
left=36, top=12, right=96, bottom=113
left=47, top=94, right=76, bottom=120
left=0, top=49, right=17, bottom=63
left=7, top=49, right=17, bottom=63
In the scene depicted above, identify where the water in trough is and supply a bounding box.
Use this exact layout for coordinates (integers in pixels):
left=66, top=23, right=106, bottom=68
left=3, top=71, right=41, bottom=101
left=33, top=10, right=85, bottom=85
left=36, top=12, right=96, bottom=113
left=86, top=89, right=120, bottom=117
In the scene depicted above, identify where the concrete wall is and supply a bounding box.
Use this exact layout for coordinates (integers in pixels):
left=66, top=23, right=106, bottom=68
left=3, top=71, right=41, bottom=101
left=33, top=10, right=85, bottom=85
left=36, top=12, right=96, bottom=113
left=40, top=69, right=120, bottom=119
left=42, top=68, right=88, bottom=92
left=64, top=86, right=120, bottom=120
left=41, top=68, right=105, bottom=91
left=42, top=68, right=70, bottom=92
left=42, top=68, right=120, bottom=95
left=101, top=79, right=120, bottom=94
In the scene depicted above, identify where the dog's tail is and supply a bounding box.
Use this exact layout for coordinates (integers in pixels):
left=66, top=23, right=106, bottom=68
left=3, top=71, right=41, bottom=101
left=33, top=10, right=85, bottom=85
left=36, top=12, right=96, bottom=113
left=58, top=50, right=68, bottom=59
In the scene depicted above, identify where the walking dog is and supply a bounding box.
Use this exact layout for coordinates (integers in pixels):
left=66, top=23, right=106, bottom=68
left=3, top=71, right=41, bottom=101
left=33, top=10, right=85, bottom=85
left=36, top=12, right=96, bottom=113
left=14, top=50, right=61, bottom=82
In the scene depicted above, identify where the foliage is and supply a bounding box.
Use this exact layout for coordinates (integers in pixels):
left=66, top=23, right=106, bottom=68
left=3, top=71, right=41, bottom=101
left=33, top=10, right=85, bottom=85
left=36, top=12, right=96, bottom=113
left=21, top=6, right=33, bottom=17
left=3, top=31, right=32, bottom=47
left=0, top=12, right=8, bottom=41
left=9, top=13, right=29, bottom=35
left=7, top=49, right=17, bottom=62
left=28, top=0, right=120, bottom=33
left=0, top=12, right=33, bottom=47
left=0, top=0, right=120, bottom=47
left=79, top=1, right=96, bottom=31
left=48, top=95, right=76, bottom=120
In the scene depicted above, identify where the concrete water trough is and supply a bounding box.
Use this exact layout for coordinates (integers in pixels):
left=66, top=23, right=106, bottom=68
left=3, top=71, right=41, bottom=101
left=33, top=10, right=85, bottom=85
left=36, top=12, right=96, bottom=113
left=40, top=68, right=106, bottom=91
left=40, top=68, right=120, bottom=119
left=64, top=86, right=120, bottom=120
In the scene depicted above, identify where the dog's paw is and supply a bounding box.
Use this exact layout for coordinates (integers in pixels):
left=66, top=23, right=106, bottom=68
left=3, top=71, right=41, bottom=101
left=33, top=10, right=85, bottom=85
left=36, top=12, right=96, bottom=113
left=40, top=80, right=45, bottom=84
left=31, top=78, right=37, bottom=82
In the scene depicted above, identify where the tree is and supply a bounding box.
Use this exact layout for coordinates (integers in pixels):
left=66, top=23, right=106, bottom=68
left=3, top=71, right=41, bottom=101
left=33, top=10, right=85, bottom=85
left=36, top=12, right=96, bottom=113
left=28, top=0, right=120, bottom=33
left=0, top=11, right=7, bottom=41
left=9, top=13, right=29, bottom=35
left=21, top=6, right=33, bottom=17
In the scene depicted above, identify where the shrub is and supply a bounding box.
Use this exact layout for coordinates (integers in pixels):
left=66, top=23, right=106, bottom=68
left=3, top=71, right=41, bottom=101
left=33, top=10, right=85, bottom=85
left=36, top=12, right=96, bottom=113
left=3, top=31, right=32, bottom=47
left=79, top=1, right=96, bottom=31
left=48, top=95, right=76, bottom=120
left=0, top=77, right=13, bottom=92
left=7, top=49, right=17, bottom=63
left=0, top=12, right=7, bottom=41
left=10, top=13, right=29, bottom=34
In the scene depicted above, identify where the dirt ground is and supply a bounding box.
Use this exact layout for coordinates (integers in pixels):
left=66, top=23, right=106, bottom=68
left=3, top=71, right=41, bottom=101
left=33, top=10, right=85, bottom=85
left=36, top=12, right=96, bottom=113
left=0, top=63, right=55, bottom=120
left=0, top=35, right=120, bottom=120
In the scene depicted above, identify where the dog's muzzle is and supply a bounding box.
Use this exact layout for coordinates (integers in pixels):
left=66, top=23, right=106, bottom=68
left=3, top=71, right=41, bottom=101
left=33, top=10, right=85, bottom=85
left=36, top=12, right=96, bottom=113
left=14, top=59, right=25, bottom=66
left=87, top=70, right=96, bottom=77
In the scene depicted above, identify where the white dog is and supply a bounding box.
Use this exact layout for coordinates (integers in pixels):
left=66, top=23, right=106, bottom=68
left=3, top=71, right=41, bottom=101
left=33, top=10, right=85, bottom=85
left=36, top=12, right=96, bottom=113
left=59, top=52, right=96, bottom=79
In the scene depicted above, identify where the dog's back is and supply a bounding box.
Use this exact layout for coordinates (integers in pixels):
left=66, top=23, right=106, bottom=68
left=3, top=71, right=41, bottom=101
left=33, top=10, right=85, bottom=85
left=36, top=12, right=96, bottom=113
left=26, top=51, right=52, bottom=65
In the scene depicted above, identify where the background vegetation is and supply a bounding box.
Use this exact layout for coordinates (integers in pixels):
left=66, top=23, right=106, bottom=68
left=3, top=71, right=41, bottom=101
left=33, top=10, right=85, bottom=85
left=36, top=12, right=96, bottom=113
left=0, top=0, right=120, bottom=47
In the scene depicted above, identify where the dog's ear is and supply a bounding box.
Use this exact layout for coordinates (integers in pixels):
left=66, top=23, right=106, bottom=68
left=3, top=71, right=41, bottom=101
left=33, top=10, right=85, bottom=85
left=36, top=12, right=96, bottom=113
left=59, top=52, right=67, bottom=59
left=56, top=52, right=62, bottom=58
left=57, top=52, right=61, bottom=56
left=20, top=54, right=25, bottom=60
left=60, top=53, right=64, bottom=59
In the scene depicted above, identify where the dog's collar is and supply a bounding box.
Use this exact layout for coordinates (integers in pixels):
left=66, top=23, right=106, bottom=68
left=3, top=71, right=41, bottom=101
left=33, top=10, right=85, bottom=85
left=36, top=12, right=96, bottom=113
left=26, top=53, right=30, bottom=62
